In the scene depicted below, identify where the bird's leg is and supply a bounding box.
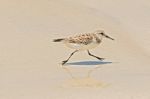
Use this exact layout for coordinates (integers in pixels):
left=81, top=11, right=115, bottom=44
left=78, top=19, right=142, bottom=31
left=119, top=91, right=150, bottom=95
left=62, top=50, right=78, bottom=65
left=87, top=50, right=104, bottom=60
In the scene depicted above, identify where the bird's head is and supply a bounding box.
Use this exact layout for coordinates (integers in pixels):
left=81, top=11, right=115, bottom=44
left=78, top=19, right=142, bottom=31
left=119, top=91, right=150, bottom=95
left=95, top=30, right=114, bottom=40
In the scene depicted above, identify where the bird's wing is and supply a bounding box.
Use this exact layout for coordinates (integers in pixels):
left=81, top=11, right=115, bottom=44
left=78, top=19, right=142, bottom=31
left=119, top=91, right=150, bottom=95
left=67, top=34, right=93, bottom=45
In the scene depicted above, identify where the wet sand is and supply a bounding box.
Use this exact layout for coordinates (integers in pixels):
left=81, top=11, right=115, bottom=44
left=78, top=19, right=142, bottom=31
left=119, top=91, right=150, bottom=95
left=0, top=0, right=150, bottom=99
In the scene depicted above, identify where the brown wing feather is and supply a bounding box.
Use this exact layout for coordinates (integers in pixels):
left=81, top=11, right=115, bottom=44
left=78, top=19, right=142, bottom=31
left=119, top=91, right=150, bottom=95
left=68, top=33, right=93, bottom=45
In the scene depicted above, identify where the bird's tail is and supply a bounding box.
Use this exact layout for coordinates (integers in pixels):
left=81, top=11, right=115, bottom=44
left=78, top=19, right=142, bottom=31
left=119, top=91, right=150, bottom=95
left=53, top=38, right=65, bottom=42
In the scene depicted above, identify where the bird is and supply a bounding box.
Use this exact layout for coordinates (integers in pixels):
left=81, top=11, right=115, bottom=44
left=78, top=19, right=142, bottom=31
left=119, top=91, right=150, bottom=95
left=53, top=30, right=114, bottom=65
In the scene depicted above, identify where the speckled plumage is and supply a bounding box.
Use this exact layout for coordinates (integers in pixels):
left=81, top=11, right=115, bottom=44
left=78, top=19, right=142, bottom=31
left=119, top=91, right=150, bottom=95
left=67, top=33, right=97, bottom=45
left=63, top=33, right=102, bottom=50
left=53, top=31, right=105, bottom=50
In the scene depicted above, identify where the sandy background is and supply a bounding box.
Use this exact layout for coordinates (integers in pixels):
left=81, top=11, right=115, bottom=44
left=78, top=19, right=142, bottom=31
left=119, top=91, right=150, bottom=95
left=0, top=0, right=150, bottom=99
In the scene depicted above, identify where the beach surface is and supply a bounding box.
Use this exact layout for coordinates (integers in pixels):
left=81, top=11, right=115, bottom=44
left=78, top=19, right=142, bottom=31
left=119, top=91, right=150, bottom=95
left=0, top=0, right=150, bottom=99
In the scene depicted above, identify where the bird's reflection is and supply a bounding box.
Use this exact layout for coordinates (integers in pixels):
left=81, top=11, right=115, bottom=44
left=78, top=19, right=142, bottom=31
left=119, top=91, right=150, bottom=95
left=61, top=60, right=112, bottom=87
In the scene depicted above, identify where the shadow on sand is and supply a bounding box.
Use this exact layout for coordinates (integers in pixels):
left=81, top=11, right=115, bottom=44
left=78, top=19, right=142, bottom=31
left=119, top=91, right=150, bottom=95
left=65, top=60, right=112, bottom=66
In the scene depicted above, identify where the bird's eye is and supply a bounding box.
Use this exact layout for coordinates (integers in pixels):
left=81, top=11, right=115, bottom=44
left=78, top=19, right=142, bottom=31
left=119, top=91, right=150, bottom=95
left=100, top=32, right=104, bottom=35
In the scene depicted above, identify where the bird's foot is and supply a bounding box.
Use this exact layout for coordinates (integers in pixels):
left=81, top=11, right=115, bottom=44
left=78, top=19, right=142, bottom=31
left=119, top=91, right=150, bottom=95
left=97, top=57, right=105, bottom=61
left=62, top=60, right=68, bottom=65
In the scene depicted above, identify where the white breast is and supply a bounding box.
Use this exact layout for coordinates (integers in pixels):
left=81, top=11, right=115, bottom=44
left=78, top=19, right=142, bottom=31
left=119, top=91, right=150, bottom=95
left=64, top=41, right=99, bottom=51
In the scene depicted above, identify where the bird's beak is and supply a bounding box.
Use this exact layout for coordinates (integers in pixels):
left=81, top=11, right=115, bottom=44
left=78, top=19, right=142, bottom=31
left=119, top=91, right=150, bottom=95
left=105, top=35, right=114, bottom=40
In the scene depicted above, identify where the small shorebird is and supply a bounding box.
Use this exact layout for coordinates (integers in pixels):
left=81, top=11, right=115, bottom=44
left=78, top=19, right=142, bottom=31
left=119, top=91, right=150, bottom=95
left=53, top=30, right=114, bottom=65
